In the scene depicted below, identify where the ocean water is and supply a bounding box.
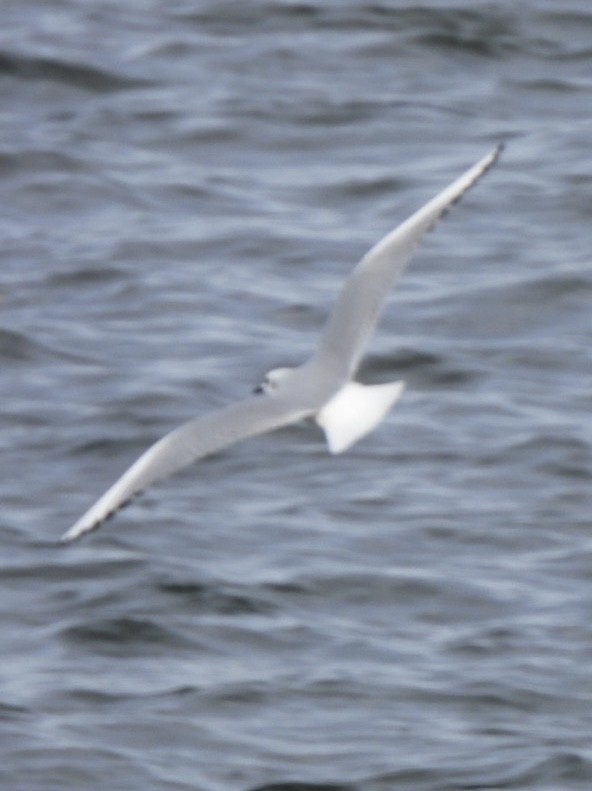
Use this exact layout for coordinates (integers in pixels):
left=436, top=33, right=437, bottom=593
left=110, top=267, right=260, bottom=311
left=2, top=1, right=592, bottom=789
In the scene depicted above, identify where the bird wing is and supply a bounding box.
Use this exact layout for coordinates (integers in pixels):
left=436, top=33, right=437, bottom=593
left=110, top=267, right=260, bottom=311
left=307, top=145, right=503, bottom=381
left=62, top=393, right=312, bottom=542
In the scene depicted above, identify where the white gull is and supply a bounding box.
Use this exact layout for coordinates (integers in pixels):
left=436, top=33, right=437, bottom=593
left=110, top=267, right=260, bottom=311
left=62, top=145, right=503, bottom=542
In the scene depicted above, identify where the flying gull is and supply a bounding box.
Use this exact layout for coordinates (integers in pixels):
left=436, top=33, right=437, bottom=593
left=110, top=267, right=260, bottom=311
left=62, top=145, right=503, bottom=542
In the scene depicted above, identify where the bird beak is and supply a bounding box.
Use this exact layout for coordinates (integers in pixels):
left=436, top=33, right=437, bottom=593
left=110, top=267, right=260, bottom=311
left=253, top=385, right=264, bottom=395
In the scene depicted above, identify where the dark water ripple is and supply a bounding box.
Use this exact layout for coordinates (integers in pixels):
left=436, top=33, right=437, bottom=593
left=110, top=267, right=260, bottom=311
left=0, top=49, right=146, bottom=92
left=1, top=0, right=592, bottom=789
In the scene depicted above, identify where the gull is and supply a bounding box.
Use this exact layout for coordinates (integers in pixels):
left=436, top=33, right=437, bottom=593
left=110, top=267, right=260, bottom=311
left=62, top=145, right=502, bottom=542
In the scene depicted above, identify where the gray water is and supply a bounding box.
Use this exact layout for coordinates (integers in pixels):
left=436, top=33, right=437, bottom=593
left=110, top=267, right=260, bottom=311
left=2, top=1, right=592, bottom=789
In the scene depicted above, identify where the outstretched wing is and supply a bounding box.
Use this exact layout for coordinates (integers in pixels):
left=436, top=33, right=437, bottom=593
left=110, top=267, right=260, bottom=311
left=308, top=145, right=503, bottom=381
left=62, top=393, right=311, bottom=542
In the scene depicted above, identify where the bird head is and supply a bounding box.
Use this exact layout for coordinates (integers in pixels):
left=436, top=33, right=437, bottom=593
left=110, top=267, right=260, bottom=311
left=254, top=366, right=295, bottom=395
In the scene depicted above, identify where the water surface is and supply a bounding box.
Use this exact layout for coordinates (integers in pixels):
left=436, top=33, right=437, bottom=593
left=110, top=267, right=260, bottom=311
left=1, top=2, right=592, bottom=789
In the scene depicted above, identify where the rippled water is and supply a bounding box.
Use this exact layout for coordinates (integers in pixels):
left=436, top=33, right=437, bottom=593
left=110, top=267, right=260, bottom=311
left=2, top=1, right=592, bottom=789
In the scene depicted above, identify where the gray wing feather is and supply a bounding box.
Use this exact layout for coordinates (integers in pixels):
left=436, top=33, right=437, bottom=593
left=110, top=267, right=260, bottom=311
left=308, top=145, right=503, bottom=380
left=62, top=394, right=311, bottom=542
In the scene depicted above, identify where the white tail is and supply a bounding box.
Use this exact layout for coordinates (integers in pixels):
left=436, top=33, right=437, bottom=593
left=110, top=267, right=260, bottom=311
left=316, top=380, right=405, bottom=454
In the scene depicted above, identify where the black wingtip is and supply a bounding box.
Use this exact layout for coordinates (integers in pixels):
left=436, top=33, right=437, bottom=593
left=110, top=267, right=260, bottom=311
left=492, top=141, right=505, bottom=162
left=478, top=142, right=505, bottom=178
